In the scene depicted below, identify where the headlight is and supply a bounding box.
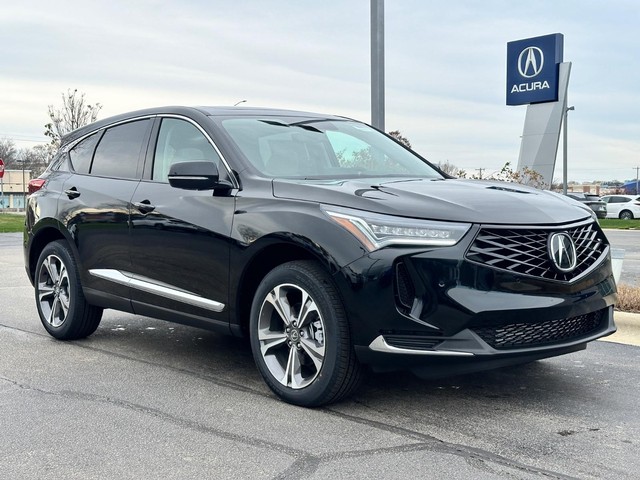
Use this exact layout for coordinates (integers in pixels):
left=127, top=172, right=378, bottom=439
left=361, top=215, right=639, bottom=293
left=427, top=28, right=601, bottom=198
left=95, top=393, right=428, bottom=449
left=322, top=206, right=471, bottom=251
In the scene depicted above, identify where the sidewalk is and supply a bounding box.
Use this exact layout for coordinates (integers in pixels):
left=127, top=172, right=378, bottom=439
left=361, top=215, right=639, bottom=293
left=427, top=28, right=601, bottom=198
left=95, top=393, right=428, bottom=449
left=602, top=311, right=640, bottom=347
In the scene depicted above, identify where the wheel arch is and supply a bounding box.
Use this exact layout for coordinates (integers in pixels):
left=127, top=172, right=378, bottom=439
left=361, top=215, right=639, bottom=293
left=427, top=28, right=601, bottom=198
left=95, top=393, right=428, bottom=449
left=27, top=223, right=76, bottom=284
left=619, top=209, right=634, bottom=219
left=233, top=238, right=337, bottom=337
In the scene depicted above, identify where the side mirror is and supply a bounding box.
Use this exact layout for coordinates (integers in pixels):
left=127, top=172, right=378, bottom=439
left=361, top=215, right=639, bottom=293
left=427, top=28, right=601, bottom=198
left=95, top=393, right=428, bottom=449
left=167, top=161, right=232, bottom=191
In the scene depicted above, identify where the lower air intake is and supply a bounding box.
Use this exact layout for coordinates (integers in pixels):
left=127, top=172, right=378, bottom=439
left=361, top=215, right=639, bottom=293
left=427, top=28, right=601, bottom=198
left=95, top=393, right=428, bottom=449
left=472, top=309, right=606, bottom=350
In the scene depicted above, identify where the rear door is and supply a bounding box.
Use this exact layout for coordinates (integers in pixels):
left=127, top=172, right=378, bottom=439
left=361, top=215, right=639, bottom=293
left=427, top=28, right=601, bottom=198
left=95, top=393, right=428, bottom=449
left=603, top=196, right=626, bottom=218
left=59, top=118, right=152, bottom=306
left=129, top=116, right=236, bottom=328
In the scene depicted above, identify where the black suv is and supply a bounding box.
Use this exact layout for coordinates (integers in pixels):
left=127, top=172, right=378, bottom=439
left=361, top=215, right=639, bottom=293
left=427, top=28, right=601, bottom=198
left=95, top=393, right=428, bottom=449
left=24, top=106, right=617, bottom=406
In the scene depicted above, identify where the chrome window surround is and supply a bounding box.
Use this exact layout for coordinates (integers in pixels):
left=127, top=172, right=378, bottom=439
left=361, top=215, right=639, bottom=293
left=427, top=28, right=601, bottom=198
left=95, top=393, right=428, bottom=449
left=63, top=113, right=239, bottom=189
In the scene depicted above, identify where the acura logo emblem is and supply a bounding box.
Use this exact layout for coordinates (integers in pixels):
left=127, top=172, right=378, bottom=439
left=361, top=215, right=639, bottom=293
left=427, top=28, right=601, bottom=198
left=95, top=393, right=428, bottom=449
left=548, top=232, right=577, bottom=273
left=518, top=46, right=544, bottom=78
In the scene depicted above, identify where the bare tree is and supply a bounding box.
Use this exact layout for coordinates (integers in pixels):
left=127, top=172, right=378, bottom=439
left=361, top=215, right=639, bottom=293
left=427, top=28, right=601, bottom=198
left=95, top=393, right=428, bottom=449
left=19, top=145, right=51, bottom=177
left=437, top=161, right=466, bottom=178
left=44, top=89, right=102, bottom=149
left=0, top=138, right=18, bottom=169
left=491, top=162, right=546, bottom=189
left=387, top=130, right=412, bottom=148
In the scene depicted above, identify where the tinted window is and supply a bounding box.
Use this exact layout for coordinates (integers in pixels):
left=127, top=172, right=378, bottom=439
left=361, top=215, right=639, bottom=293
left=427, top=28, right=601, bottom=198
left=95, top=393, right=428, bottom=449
left=218, top=117, right=441, bottom=179
left=152, top=118, right=221, bottom=182
left=91, top=120, right=150, bottom=179
left=48, top=150, right=68, bottom=172
left=69, top=132, right=102, bottom=174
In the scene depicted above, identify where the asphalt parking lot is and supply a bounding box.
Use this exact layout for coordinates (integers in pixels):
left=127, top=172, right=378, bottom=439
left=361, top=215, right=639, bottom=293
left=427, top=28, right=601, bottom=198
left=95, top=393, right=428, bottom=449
left=1, top=232, right=639, bottom=479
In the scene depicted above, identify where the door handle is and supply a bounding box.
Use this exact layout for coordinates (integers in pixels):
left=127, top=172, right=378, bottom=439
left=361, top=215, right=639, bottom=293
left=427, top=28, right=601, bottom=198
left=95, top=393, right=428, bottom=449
left=64, top=187, right=80, bottom=199
left=133, top=200, right=156, bottom=214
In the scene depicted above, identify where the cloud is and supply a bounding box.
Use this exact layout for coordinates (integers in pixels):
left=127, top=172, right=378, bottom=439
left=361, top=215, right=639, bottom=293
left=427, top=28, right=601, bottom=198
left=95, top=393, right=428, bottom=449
left=0, top=0, right=638, bottom=184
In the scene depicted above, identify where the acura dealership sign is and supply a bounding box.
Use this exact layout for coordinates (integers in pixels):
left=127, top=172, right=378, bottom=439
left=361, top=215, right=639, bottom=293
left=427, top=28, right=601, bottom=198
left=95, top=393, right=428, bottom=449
left=507, top=33, right=564, bottom=105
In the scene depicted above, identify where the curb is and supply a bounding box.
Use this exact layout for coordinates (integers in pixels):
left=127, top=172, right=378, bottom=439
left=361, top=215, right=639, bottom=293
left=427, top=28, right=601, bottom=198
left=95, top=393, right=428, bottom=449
left=600, top=311, right=640, bottom=347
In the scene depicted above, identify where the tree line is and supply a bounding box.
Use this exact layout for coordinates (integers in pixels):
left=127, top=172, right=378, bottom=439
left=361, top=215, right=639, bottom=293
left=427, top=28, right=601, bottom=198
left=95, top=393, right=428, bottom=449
left=1, top=89, right=101, bottom=177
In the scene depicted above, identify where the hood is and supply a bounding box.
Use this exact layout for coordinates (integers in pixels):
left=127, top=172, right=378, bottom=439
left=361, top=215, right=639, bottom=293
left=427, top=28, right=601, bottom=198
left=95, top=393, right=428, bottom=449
left=272, top=177, right=593, bottom=225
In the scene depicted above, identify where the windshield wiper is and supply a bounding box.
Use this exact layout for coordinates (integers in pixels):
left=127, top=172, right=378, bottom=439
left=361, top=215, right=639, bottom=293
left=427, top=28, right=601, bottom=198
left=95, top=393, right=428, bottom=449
left=258, top=119, right=324, bottom=133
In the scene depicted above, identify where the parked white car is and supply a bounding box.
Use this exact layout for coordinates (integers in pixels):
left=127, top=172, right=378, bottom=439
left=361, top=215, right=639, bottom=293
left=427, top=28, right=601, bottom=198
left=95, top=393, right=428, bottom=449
left=601, top=194, right=640, bottom=219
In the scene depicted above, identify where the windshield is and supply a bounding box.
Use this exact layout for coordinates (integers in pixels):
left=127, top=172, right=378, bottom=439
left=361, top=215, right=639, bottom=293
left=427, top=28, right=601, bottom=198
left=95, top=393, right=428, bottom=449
left=215, top=116, right=442, bottom=179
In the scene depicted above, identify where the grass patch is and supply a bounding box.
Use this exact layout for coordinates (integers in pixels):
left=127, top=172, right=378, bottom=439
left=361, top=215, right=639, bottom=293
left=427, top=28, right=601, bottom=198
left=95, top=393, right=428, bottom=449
left=599, top=218, right=640, bottom=230
left=0, top=213, right=25, bottom=233
left=616, top=284, right=640, bottom=313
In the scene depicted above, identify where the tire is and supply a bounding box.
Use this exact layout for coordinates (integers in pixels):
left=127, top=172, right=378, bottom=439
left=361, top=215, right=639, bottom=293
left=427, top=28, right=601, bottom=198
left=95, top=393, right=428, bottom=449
left=249, top=260, right=362, bottom=407
left=34, top=240, right=103, bottom=340
left=619, top=210, right=634, bottom=220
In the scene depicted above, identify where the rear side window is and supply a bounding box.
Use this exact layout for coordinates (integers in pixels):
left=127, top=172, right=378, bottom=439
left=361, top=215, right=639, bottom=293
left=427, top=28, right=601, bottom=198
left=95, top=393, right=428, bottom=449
left=91, top=120, right=150, bottom=179
left=69, top=132, right=102, bottom=174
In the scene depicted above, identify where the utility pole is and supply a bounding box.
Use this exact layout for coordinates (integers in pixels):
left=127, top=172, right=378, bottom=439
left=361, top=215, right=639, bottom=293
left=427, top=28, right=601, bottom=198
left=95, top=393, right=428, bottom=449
left=371, top=0, right=385, bottom=131
left=634, top=166, right=640, bottom=195
left=476, top=168, right=485, bottom=179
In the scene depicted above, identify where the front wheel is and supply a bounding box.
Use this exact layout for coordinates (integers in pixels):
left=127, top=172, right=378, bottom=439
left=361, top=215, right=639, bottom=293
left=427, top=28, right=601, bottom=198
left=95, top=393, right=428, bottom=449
left=619, top=210, right=634, bottom=220
left=250, top=261, right=362, bottom=407
left=34, top=240, right=103, bottom=340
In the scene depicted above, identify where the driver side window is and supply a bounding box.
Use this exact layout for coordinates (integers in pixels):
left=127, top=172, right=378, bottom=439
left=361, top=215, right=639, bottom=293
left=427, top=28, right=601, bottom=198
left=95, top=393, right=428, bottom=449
left=153, top=118, right=221, bottom=182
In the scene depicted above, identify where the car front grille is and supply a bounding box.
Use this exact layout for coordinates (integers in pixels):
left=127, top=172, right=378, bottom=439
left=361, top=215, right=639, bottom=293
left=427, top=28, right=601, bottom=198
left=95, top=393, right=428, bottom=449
left=465, top=221, right=608, bottom=282
left=472, top=309, right=606, bottom=350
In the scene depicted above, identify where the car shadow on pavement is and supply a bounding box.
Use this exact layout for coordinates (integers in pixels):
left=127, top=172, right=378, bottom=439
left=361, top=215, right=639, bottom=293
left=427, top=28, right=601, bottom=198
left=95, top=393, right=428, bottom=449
left=73, top=312, right=603, bottom=412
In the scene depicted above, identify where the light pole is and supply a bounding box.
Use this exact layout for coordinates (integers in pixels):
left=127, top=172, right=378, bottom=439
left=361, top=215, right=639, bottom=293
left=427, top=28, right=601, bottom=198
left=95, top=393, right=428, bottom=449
left=562, top=105, right=575, bottom=195
left=371, top=0, right=385, bottom=130
left=21, top=159, right=26, bottom=210
left=233, top=100, right=247, bottom=107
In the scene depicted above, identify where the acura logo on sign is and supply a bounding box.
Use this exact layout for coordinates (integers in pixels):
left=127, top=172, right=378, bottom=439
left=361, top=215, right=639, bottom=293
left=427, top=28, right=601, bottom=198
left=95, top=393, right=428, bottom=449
left=548, top=232, right=577, bottom=273
left=518, top=46, right=544, bottom=78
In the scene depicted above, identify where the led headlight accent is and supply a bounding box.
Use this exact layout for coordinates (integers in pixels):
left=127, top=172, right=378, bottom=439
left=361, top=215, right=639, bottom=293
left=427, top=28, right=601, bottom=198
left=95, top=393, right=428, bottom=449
left=323, top=206, right=471, bottom=251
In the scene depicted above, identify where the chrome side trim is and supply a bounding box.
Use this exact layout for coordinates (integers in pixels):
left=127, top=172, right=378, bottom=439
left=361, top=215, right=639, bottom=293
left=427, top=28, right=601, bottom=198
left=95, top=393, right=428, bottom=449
left=167, top=175, right=210, bottom=181
left=89, top=269, right=225, bottom=312
left=368, top=335, right=474, bottom=356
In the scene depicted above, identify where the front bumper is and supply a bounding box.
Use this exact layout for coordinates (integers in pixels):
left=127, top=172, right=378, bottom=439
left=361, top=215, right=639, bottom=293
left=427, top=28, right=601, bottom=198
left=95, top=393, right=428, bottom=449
left=356, top=306, right=615, bottom=376
left=335, top=222, right=618, bottom=374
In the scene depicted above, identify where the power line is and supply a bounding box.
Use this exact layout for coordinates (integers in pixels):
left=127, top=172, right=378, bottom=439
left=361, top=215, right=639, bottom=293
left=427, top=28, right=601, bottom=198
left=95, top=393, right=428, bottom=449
left=0, top=133, right=48, bottom=143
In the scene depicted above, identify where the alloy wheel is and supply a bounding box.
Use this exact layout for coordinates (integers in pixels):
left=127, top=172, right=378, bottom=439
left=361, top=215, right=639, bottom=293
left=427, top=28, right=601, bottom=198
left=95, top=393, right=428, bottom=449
left=37, top=254, right=71, bottom=328
left=257, top=283, right=326, bottom=389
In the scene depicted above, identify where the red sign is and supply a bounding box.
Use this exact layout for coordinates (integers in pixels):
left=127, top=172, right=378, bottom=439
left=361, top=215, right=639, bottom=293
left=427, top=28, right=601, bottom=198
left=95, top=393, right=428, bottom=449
left=0, top=158, right=4, bottom=179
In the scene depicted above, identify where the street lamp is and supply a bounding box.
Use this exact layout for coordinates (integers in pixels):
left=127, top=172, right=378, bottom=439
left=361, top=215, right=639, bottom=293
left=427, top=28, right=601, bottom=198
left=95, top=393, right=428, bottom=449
left=562, top=105, right=575, bottom=195
left=233, top=100, right=247, bottom=107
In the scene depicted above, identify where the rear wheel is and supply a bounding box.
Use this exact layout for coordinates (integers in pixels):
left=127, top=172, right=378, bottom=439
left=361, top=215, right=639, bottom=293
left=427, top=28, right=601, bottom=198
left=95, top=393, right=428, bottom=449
left=35, top=240, right=103, bottom=340
left=619, top=210, right=634, bottom=220
left=250, top=260, right=362, bottom=407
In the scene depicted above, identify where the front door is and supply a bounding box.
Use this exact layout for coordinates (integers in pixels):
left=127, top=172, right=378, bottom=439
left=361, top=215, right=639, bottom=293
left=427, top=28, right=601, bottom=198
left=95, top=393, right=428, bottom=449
left=129, top=117, right=236, bottom=328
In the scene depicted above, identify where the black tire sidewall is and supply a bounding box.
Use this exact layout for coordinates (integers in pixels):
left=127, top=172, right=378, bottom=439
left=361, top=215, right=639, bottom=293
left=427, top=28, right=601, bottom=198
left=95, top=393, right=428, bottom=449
left=249, top=262, right=347, bottom=407
left=34, top=241, right=83, bottom=339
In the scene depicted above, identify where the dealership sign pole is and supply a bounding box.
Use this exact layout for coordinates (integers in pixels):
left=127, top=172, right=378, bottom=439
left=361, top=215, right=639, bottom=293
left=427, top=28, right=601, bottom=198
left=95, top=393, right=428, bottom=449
left=507, top=33, right=571, bottom=188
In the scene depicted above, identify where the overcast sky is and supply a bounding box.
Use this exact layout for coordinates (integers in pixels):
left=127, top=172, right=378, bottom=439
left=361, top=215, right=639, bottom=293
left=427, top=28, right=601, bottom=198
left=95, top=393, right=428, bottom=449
left=1, top=0, right=638, bottom=182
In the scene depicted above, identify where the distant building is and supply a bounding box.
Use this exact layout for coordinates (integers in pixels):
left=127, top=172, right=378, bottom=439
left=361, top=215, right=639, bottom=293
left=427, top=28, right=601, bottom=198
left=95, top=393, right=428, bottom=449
left=567, top=183, right=601, bottom=195
left=0, top=169, right=33, bottom=209
left=623, top=179, right=639, bottom=195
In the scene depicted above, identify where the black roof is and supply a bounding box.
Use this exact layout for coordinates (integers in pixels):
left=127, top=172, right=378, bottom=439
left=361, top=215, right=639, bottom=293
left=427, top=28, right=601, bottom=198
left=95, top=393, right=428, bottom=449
left=60, top=106, right=347, bottom=148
